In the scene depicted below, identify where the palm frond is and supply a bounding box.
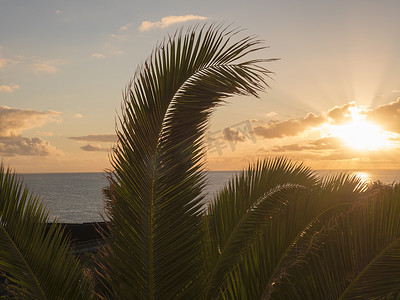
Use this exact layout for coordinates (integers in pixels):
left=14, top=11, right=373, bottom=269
left=99, top=24, right=276, bottom=299
left=269, top=180, right=400, bottom=299
left=204, top=157, right=316, bottom=298
left=220, top=172, right=365, bottom=299
left=0, top=164, right=92, bottom=299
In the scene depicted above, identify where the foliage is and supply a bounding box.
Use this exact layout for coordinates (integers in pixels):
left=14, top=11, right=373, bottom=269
left=99, top=23, right=275, bottom=299
left=0, top=165, right=92, bottom=299
left=1, top=24, right=400, bottom=299
left=268, top=184, right=400, bottom=300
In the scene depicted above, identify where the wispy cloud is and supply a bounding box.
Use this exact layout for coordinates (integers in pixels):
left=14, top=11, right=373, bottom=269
left=109, top=33, right=127, bottom=41
left=71, top=113, right=83, bottom=119
left=0, top=57, right=8, bottom=69
left=0, top=84, right=20, bottom=93
left=90, top=53, right=106, bottom=59
left=0, top=53, right=17, bottom=69
left=111, top=49, right=124, bottom=56
left=266, top=111, right=277, bottom=117
left=69, top=134, right=117, bottom=143
left=31, top=63, right=59, bottom=74
left=0, top=106, right=61, bottom=138
left=272, top=137, right=344, bottom=152
left=80, top=144, right=109, bottom=152
left=119, top=23, right=131, bottom=31
left=36, top=131, right=53, bottom=136
left=139, top=15, right=208, bottom=32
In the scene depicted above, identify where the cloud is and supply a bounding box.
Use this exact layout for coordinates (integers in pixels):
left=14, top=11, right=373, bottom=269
left=0, top=106, right=62, bottom=138
left=0, top=57, right=8, bottom=69
left=254, top=113, right=326, bottom=139
left=56, top=9, right=61, bottom=14
left=272, top=137, right=344, bottom=152
left=0, top=137, right=60, bottom=156
left=90, top=53, right=106, bottom=59
left=139, top=15, right=208, bottom=32
left=253, top=100, right=400, bottom=141
left=71, top=113, right=83, bottom=119
left=31, top=63, right=58, bottom=74
left=109, top=33, right=127, bottom=40
left=365, top=98, right=400, bottom=134
left=111, top=49, right=124, bottom=56
left=0, top=55, right=16, bottom=69
left=80, top=144, right=109, bottom=152
left=36, top=131, right=53, bottom=136
left=222, top=127, right=246, bottom=143
left=69, top=134, right=117, bottom=142
left=266, top=111, right=277, bottom=117
left=0, top=84, right=20, bottom=93
left=103, top=42, right=125, bottom=57
left=119, top=23, right=131, bottom=31
left=314, top=98, right=400, bottom=134
left=326, top=102, right=356, bottom=124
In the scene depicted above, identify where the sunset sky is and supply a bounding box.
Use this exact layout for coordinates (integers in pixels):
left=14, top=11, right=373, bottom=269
left=1, top=0, right=400, bottom=173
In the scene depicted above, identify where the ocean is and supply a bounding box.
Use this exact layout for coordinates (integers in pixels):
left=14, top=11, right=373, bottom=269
left=20, top=170, right=400, bottom=223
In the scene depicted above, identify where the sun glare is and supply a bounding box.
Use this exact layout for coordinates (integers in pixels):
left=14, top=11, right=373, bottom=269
left=327, top=106, right=392, bottom=151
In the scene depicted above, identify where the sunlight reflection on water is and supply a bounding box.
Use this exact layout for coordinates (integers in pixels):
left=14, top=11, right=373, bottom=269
left=352, top=172, right=371, bottom=184
left=315, top=170, right=400, bottom=185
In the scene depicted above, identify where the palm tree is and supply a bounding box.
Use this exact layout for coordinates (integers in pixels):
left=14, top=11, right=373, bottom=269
left=1, top=24, right=400, bottom=299
left=99, top=24, right=278, bottom=299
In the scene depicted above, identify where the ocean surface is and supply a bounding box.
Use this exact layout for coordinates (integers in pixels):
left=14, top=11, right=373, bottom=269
left=20, top=170, right=400, bottom=223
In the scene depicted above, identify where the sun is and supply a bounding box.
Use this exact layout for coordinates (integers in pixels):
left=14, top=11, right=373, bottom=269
left=327, top=106, right=392, bottom=151
left=333, top=119, right=388, bottom=150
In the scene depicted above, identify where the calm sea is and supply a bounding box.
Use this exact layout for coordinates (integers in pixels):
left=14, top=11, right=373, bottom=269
left=20, top=170, right=400, bottom=223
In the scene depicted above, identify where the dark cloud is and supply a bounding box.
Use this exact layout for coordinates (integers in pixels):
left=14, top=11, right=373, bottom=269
left=0, top=106, right=61, bottom=138
left=222, top=127, right=246, bottom=143
left=80, top=144, right=109, bottom=152
left=69, top=134, right=117, bottom=142
left=0, top=137, right=60, bottom=156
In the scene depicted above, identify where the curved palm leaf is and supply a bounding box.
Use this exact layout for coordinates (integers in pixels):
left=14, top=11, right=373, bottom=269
left=99, top=24, right=276, bottom=299
left=269, top=183, right=400, bottom=299
left=0, top=164, right=92, bottom=299
left=204, top=157, right=316, bottom=298
left=221, top=173, right=365, bottom=299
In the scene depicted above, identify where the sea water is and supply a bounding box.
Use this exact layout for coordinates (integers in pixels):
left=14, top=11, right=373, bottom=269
left=20, top=170, right=400, bottom=223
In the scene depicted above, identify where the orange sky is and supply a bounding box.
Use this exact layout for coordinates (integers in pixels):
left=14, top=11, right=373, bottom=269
left=2, top=0, right=400, bottom=172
